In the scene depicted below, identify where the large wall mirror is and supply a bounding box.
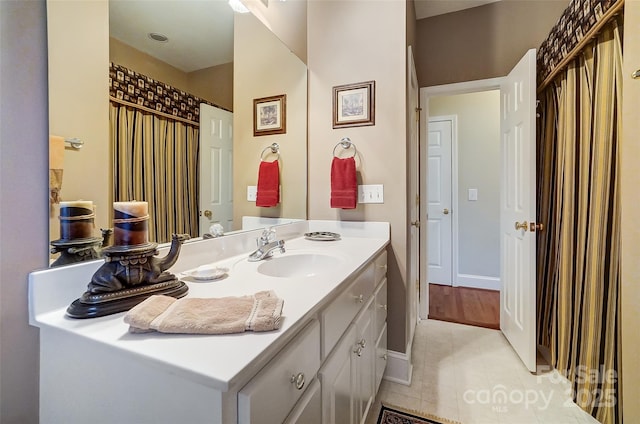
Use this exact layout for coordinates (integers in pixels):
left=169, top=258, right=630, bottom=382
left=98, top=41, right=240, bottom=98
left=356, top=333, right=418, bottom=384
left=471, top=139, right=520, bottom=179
left=47, top=0, right=307, bottom=265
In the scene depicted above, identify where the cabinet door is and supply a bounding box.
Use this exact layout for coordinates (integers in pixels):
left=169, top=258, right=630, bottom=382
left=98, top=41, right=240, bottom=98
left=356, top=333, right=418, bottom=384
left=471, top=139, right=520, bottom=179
left=375, top=324, right=387, bottom=393
left=284, top=378, right=321, bottom=424
left=354, top=298, right=375, bottom=424
left=374, top=279, right=388, bottom=339
left=320, top=324, right=357, bottom=424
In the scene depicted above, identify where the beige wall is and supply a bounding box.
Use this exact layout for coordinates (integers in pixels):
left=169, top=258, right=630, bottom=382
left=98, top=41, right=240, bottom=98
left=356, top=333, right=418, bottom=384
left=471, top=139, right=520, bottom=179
left=110, top=38, right=233, bottom=111
left=308, top=1, right=408, bottom=352
left=242, top=0, right=307, bottom=64
left=414, top=0, right=569, bottom=87
left=188, top=62, right=234, bottom=111
left=110, top=37, right=188, bottom=91
left=429, top=91, right=501, bottom=279
left=47, top=1, right=111, bottom=244
left=233, top=13, right=308, bottom=226
left=0, top=1, right=48, bottom=422
left=621, top=1, right=640, bottom=421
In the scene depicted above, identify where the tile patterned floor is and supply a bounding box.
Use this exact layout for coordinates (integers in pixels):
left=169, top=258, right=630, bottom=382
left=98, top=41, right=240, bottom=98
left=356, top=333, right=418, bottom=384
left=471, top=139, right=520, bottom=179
left=367, top=319, right=602, bottom=424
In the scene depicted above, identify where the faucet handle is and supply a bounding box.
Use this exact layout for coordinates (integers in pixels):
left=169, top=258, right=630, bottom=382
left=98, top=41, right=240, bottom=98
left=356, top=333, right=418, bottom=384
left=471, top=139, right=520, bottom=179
left=258, top=227, right=276, bottom=246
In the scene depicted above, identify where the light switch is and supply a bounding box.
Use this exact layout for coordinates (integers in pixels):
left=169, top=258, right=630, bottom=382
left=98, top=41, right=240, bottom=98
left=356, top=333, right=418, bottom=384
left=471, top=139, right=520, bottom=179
left=358, top=185, right=384, bottom=204
left=468, top=188, right=478, bottom=201
left=247, top=186, right=257, bottom=201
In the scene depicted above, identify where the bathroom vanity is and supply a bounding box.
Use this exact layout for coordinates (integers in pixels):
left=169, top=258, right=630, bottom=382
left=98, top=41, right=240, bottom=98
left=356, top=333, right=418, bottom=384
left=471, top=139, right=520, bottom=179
left=29, top=220, right=389, bottom=424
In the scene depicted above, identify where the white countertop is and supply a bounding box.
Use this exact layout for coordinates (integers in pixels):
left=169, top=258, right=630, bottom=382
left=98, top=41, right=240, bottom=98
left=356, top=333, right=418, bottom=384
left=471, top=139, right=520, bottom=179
left=30, top=221, right=389, bottom=393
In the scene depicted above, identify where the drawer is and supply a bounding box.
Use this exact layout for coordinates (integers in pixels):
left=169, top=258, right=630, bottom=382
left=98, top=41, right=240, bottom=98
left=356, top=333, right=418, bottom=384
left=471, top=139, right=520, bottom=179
left=374, top=250, right=387, bottom=286
left=375, top=324, right=387, bottom=392
left=238, top=320, right=321, bottom=424
left=374, top=278, right=387, bottom=337
left=283, top=378, right=321, bottom=424
left=321, top=263, right=374, bottom=358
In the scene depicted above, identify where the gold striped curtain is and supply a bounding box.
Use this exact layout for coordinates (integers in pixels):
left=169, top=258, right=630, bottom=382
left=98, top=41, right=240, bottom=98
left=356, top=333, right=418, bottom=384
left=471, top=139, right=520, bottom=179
left=110, top=103, right=200, bottom=243
left=537, top=17, right=622, bottom=424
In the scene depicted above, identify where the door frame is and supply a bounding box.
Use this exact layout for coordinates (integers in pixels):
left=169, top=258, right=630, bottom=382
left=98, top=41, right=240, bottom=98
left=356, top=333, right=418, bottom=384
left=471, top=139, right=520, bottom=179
left=426, top=115, right=458, bottom=287
left=419, top=77, right=504, bottom=320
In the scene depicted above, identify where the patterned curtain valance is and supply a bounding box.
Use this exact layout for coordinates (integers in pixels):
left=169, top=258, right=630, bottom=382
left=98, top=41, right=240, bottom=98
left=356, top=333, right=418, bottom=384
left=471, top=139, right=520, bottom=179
left=537, top=0, right=623, bottom=86
left=109, top=62, right=224, bottom=126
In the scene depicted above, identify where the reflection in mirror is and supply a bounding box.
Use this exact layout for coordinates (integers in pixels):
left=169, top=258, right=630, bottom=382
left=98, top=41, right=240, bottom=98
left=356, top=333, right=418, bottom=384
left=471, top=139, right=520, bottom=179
left=47, top=0, right=307, bottom=265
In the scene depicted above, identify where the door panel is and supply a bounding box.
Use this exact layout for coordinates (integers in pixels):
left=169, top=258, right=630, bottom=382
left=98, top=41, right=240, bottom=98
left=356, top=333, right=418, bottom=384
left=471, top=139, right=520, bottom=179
left=408, top=45, right=420, bottom=342
left=427, top=119, right=452, bottom=285
left=500, top=49, right=537, bottom=372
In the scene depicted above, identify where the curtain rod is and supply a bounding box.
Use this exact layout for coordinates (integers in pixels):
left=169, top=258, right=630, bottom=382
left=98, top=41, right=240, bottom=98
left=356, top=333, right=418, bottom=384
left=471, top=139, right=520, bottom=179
left=537, top=0, right=625, bottom=93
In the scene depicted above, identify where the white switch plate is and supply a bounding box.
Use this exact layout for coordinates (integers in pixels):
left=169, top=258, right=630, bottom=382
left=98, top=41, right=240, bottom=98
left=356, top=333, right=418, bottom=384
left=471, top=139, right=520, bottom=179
left=358, top=184, right=384, bottom=204
left=247, top=186, right=257, bottom=201
left=468, top=188, right=478, bottom=201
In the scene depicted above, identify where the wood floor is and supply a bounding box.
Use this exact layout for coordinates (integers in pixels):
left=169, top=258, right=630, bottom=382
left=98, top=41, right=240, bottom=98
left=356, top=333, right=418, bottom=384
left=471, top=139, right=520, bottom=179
left=428, top=283, right=500, bottom=330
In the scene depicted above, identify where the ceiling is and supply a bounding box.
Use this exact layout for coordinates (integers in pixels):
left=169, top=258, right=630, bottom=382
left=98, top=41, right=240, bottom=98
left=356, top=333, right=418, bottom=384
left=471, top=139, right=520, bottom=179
left=109, top=0, right=503, bottom=73
left=109, top=0, right=235, bottom=73
left=414, top=0, right=501, bottom=20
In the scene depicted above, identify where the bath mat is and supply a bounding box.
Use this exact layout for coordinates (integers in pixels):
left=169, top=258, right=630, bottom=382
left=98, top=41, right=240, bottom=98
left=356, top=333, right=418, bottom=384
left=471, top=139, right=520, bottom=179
left=376, top=404, right=460, bottom=424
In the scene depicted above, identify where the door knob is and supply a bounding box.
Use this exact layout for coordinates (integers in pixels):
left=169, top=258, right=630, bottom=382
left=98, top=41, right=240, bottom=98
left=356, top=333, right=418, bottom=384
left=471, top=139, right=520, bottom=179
left=530, top=222, right=545, bottom=232
left=204, top=210, right=212, bottom=219
left=443, top=208, right=449, bottom=215
left=514, top=221, right=528, bottom=231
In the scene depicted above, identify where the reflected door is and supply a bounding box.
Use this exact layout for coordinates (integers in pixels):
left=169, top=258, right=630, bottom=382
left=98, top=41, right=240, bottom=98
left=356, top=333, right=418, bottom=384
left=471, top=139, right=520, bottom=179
left=199, top=103, right=233, bottom=234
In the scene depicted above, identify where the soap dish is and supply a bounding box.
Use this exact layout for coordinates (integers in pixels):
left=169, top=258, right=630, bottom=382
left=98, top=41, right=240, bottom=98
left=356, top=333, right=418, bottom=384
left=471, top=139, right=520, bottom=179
left=185, top=265, right=229, bottom=281
left=304, top=231, right=341, bottom=241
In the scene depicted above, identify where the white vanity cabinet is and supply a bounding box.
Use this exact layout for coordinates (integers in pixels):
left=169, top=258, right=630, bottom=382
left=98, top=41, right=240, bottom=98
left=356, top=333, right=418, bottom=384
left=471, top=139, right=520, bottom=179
left=29, top=222, right=390, bottom=424
left=319, top=250, right=387, bottom=424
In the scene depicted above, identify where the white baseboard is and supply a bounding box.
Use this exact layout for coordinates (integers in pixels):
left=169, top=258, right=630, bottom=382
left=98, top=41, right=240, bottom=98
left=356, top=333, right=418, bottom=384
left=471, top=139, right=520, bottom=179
left=455, top=273, right=500, bottom=291
left=383, top=334, right=414, bottom=386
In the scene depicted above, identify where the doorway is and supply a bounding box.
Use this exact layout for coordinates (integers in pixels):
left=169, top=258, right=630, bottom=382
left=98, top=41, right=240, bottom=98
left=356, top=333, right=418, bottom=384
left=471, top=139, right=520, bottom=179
left=418, top=49, right=539, bottom=373
left=419, top=78, right=503, bottom=321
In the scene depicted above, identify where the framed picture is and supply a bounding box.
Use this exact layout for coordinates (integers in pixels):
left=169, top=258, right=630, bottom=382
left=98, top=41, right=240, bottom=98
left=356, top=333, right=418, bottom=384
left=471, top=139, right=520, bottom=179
left=332, top=80, right=375, bottom=128
left=253, top=94, right=286, bottom=136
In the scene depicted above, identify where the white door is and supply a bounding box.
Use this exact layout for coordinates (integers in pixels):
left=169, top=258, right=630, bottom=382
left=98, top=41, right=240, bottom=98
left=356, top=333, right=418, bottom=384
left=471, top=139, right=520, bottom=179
left=407, top=46, right=420, bottom=341
left=199, top=103, right=233, bottom=235
left=500, top=49, right=537, bottom=372
left=427, top=118, right=453, bottom=285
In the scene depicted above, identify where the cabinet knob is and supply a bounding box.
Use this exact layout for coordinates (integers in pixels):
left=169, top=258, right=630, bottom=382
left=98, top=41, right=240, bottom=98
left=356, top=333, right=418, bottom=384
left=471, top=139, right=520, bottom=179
left=290, top=372, right=305, bottom=390
left=379, top=304, right=387, bottom=311
left=381, top=353, right=388, bottom=361
left=354, top=346, right=363, bottom=357
left=355, top=294, right=364, bottom=304
left=358, top=338, right=366, bottom=348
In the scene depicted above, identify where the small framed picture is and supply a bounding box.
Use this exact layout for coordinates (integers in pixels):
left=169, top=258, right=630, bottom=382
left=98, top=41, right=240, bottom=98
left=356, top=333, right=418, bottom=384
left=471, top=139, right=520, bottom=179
left=253, top=94, right=286, bottom=136
left=333, top=81, right=375, bottom=128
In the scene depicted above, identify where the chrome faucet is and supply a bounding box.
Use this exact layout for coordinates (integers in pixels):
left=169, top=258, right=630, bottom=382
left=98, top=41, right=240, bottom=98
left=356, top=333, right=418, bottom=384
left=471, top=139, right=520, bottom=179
left=248, top=228, right=285, bottom=262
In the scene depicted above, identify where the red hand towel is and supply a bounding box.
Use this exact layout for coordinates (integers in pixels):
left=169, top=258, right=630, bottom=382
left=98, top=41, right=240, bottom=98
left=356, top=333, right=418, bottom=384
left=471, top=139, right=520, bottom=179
left=330, top=157, right=357, bottom=209
left=256, top=160, right=280, bottom=207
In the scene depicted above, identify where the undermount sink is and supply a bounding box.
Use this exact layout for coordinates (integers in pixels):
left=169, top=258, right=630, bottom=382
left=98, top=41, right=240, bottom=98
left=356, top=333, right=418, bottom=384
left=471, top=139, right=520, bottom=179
left=256, top=253, right=343, bottom=278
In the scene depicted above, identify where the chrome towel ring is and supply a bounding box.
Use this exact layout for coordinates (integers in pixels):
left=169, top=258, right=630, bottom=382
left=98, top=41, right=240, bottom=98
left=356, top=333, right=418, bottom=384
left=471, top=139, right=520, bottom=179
left=333, top=137, right=357, bottom=158
left=260, top=143, right=280, bottom=161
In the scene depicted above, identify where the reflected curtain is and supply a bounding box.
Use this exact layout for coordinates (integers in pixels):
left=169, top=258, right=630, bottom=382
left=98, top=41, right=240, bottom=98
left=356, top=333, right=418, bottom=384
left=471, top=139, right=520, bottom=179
left=110, top=103, right=200, bottom=243
left=537, top=17, right=622, bottom=424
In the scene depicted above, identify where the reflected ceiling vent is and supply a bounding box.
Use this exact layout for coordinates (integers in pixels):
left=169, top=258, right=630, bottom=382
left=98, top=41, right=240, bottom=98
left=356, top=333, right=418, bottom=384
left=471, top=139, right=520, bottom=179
left=228, top=0, right=250, bottom=13
left=148, top=32, right=169, bottom=43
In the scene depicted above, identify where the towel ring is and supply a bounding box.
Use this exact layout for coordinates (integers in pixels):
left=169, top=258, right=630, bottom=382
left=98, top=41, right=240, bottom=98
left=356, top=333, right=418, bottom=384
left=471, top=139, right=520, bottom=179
left=260, top=143, right=280, bottom=161
left=333, top=137, right=357, bottom=158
